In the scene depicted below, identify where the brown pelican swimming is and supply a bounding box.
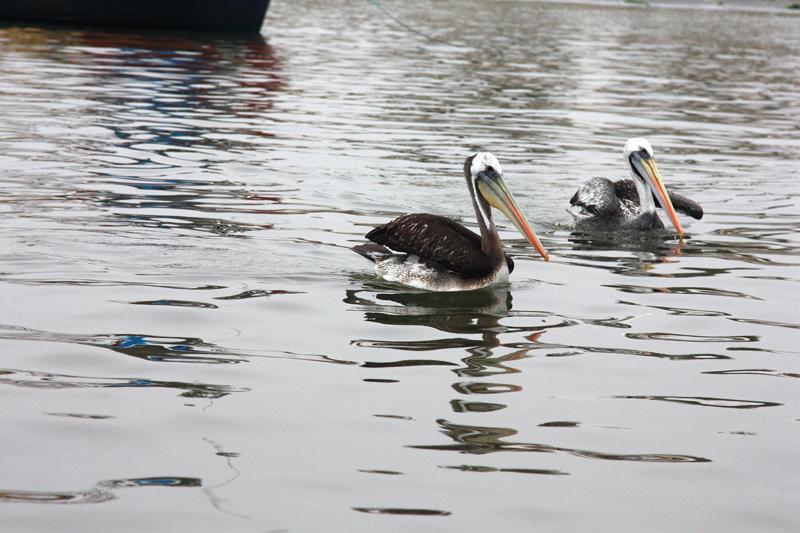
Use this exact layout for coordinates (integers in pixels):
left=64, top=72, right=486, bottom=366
left=354, top=153, right=549, bottom=291
left=569, top=138, right=703, bottom=236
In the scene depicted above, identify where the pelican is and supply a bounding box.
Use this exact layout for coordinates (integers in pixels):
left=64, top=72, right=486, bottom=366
left=568, top=138, right=703, bottom=236
left=354, top=153, right=549, bottom=291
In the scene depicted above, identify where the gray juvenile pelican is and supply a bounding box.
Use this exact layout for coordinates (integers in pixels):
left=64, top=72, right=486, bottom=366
left=354, top=153, right=549, bottom=291
left=569, top=138, right=703, bottom=236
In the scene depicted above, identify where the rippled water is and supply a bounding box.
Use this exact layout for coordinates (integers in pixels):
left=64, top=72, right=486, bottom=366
left=1, top=0, right=798, bottom=530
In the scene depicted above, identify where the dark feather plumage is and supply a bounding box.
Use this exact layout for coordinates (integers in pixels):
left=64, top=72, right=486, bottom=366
left=570, top=177, right=703, bottom=232
left=365, top=213, right=513, bottom=278
left=666, top=190, right=703, bottom=220
left=570, top=178, right=620, bottom=218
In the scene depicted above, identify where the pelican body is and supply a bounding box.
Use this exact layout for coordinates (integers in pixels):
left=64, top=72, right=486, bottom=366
left=569, top=139, right=703, bottom=236
left=355, top=153, right=548, bottom=291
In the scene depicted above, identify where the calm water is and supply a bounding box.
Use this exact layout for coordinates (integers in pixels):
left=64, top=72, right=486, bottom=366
left=1, top=0, right=798, bottom=530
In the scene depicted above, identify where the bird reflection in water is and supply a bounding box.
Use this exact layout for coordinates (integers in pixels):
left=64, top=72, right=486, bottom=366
left=411, top=419, right=710, bottom=464
left=346, top=281, right=711, bottom=467
left=562, top=231, right=687, bottom=277
left=348, top=283, right=538, bottom=410
left=346, top=283, right=513, bottom=342
left=346, top=281, right=530, bottom=446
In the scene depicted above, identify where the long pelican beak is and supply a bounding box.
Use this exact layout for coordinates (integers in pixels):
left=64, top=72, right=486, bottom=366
left=630, top=152, right=685, bottom=238
left=476, top=170, right=550, bottom=261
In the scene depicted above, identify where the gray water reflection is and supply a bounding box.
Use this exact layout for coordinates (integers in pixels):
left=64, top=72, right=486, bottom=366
left=617, top=395, right=783, bottom=409
left=0, top=28, right=291, bottom=289
left=346, top=283, right=718, bottom=468
left=0, top=477, right=201, bottom=504
left=0, top=323, right=355, bottom=366
left=412, top=419, right=711, bottom=463
left=0, top=324, right=246, bottom=364
left=347, top=283, right=733, bottom=361
left=1, top=0, right=799, bottom=530
left=353, top=507, right=452, bottom=517
left=0, top=367, right=247, bottom=399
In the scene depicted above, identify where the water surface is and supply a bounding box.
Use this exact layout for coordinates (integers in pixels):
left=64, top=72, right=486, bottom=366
left=0, top=1, right=798, bottom=531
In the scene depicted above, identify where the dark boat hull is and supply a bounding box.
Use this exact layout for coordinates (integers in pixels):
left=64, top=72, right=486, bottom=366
left=0, top=0, right=271, bottom=33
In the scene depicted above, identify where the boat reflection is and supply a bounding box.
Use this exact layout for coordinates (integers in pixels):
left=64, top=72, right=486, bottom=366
left=0, top=26, right=289, bottom=238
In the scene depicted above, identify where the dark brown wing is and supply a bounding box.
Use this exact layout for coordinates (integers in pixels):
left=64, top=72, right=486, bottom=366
left=614, top=179, right=703, bottom=219
left=366, top=213, right=495, bottom=278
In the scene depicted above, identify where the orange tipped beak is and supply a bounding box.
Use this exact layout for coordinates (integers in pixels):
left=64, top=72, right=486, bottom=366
left=502, top=191, right=550, bottom=261
left=477, top=175, right=550, bottom=261
left=641, top=158, right=684, bottom=238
